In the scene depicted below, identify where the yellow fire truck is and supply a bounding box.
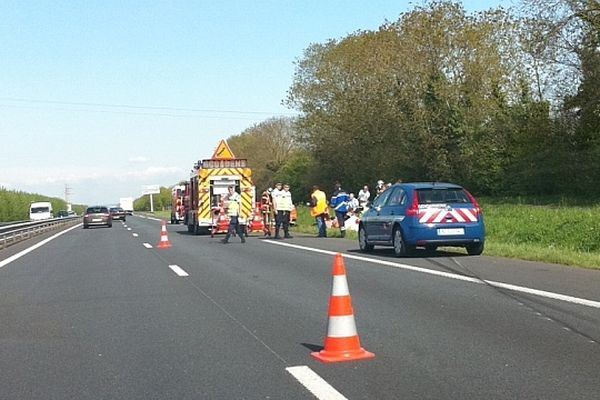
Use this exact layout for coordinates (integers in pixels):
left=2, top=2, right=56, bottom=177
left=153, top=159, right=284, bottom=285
left=186, top=140, right=256, bottom=235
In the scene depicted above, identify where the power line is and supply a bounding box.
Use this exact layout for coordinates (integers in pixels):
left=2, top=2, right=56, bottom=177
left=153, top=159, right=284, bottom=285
left=0, top=97, right=297, bottom=116
left=0, top=103, right=266, bottom=120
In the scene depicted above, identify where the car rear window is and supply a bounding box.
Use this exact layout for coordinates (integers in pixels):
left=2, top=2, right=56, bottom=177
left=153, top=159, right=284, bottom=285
left=416, top=189, right=470, bottom=204
left=86, top=207, right=108, bottom=213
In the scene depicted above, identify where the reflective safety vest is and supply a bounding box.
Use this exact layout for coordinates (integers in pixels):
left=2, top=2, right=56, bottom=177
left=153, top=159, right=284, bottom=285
left=227, top=199, right=240, bottom=217
left=275, top=190, right=293, bottom=211
left=311, top=190, right=327, bottom=217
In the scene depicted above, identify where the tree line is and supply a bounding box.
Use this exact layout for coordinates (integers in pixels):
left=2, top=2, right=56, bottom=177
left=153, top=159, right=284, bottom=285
left=0, top=188, right=85, bottom=221
left=227, top=0, right=600, bottom=203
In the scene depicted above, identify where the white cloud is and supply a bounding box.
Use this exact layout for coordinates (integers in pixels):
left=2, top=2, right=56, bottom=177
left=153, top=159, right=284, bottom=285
left=1, top=165, right=184, bottom=185
left=128, top=156, right=149, bottom=163
left=0, top=165, right=186, bottom=204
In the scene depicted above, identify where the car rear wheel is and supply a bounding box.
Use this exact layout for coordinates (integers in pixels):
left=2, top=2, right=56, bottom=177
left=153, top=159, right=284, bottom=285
left=358, top=226, right=374, bottom=252
left=393, top=227, right=412, bottom=257
left=466, top=242, right=484, bottom=255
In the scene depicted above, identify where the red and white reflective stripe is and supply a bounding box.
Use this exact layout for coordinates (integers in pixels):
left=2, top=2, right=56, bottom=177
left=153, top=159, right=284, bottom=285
left=331, top=275, right=350, bottom=296
left=418, top=208, right=439, bottom=223
left=419, top=208, right=478, bottom=224
left=326, top=315, right=358, bottom=337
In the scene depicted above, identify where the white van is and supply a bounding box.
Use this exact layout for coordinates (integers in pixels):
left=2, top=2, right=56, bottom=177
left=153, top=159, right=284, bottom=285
left=29, top=201, right=53, bottom=221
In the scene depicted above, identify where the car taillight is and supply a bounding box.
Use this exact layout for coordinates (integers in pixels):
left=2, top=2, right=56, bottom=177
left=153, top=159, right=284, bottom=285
left=406, top=190, right=419, bottom=216
left=465, top=190, right=481, bottom=216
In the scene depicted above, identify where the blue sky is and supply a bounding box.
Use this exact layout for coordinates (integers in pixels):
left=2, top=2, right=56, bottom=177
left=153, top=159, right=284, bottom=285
left=0, top=0, right=511, bottom=205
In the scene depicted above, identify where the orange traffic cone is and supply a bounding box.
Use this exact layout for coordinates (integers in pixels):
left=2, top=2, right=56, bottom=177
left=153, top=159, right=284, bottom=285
left=311, top=253, right=375, bottom=363
left=156, top=220, right=172, bottom=249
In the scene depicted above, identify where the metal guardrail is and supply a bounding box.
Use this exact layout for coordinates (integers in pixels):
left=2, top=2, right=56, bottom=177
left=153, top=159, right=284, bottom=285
left=0, top=220, right=30, bottom=227
left=0, top=217, right=80, bottom=250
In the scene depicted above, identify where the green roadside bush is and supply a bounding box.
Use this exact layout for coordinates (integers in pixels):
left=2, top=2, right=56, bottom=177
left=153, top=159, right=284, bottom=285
left=291, top=202, right=600, bottom=270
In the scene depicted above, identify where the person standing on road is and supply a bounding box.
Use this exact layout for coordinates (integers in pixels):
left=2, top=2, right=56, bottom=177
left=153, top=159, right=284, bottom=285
left=221, top=186, right=245, bottom=244
left=274, top=183, right=293, bottom=239
left=329, top=181, right=349, bottom=238
left=375, top=180, right=386, bottom=196
left=358, top=185, right=370, bottom=209
left=310, top=185, right=328, bottom=238
left=347, top=193, right=359, bottom=215
left=271, top=182, right=283, bottom=236
left=260, top=189, right=273, bottom=237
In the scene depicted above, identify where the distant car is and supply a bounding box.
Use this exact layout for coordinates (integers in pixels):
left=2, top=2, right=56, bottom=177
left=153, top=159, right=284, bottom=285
left=57, top=210, right=69, bottom=218
left=358, top=182, right=485, bottom=256
left=83, top=206, right=112, bottom=228
left=109, top=206, right=127, bottom=221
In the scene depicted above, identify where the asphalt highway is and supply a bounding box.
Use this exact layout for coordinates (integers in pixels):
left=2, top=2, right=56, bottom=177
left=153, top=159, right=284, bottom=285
left=0, top=215, right=598, bottom=399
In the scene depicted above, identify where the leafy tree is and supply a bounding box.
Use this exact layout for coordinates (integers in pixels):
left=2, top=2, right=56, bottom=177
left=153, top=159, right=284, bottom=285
left=272, top=149, right=317, bottom=203
left=518, top=0, right=600, bottom=196
left=286, top=1, right=527, bottom=195
left=228, top=117, right=298, bottom=191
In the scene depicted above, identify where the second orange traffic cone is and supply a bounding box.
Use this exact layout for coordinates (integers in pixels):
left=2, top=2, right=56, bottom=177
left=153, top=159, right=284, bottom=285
left=156, top=220, right=172, bottom=249
left=311, top=253, right=375, bottom=363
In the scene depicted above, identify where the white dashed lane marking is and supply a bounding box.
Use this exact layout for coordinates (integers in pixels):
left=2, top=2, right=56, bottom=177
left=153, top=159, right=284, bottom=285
left=286, top=366, right=348, bottom=400
left=143, top=243, right=153, bottom=249
left=168, top=264, right=189, bottom=277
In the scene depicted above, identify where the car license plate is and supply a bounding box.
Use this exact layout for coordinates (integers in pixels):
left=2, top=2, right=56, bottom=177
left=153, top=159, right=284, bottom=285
left=92, top=218, right=103, bottom=222
left=437, top=228, right=464, bottom=236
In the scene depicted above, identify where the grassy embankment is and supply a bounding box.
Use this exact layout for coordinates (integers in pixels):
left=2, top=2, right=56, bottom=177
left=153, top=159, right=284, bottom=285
left=143, top=200, right=600, bottom=270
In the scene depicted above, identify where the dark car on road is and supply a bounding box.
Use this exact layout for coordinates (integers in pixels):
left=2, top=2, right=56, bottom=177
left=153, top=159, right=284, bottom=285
left=109, top=206, right=126, bottom=221
left=57, top=210, right=69, bottom=218
left=83, top=206, right=112, bottom=228
left=358, top=182, right=485, bottom=256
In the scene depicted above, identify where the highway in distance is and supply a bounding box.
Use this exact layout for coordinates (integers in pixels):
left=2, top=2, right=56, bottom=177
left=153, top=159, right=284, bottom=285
left=0, top=215, right=599, bottom=399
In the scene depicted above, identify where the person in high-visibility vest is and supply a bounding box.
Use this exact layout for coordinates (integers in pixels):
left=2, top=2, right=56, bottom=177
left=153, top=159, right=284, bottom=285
left=310, top=185, right=328, bottom=238
left=221, top=186, right=245, bottom=244
left=273, top=183, right=293, bottom=239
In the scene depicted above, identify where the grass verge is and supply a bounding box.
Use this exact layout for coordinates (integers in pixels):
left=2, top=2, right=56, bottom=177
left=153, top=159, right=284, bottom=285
left=138, top=203, right=600, bottom=270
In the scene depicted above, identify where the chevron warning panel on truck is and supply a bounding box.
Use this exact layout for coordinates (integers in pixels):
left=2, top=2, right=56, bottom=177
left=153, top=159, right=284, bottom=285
left=186, top=140, right=257, bottom=235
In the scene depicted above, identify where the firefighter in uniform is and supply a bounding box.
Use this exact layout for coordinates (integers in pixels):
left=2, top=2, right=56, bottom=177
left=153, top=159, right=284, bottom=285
left=274, top=184, right=293, bottom=239
left=260, top=189, right=273, bottom=237
left=221, top=186, right=245, bottom=244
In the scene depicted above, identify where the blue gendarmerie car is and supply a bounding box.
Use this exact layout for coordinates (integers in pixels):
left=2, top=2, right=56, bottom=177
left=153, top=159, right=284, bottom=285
left=358, top=182, right=485, bottom=256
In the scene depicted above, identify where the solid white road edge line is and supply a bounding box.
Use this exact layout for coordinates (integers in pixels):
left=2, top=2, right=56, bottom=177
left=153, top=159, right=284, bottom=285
left=0, top=223, right=82, bottom=269
left=143, top=243, right=153, bottom=248
left=286, top=366, right=348, bottom=400
left=168, top=264, right=189, bottom=277
left=265, top=240, right=600, bottom=309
